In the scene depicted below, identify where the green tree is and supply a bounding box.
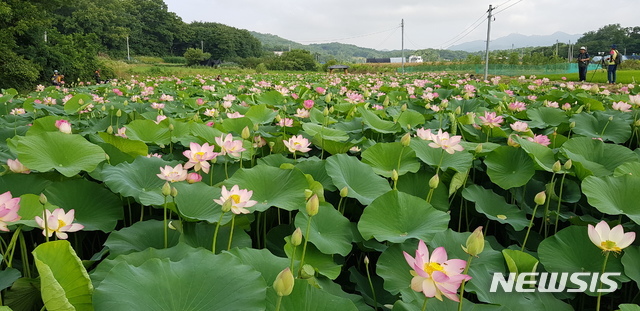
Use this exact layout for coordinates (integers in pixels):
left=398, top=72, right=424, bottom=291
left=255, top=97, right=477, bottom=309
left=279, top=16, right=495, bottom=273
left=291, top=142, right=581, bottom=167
left=183, top=48, right=211, bottom=66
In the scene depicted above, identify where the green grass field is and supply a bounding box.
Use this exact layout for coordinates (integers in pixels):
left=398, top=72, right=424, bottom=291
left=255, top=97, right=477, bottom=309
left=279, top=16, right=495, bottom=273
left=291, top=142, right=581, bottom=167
left=536, top=69, right=640, bottom=84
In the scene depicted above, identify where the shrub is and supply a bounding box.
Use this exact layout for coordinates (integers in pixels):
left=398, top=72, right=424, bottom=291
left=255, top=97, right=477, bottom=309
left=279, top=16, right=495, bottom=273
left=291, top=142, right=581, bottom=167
left=255, top=63, right=267, bottom=73
left=162, top=56, right=187, bottom=64
left=184, top=48, right=211, bottom=66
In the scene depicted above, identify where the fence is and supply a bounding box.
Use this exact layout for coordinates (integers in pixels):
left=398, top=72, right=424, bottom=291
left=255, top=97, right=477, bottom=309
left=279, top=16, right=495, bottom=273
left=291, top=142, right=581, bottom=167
left=400, top=63, right=601, bottom=76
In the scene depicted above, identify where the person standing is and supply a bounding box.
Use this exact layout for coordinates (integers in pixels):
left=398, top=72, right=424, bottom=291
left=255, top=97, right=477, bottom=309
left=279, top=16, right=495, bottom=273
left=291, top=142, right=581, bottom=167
left=607, top=44, right=620, bottom=84
left=577, top=46, right=590, bottom=82
left=51, top=70, right=64, bottom=86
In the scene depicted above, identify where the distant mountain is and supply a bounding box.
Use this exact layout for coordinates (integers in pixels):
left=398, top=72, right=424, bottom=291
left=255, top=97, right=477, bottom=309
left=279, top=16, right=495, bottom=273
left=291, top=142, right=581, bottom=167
left=449, top=31, right=582, bottom=52
left=250, top=31, right=407, bottom=62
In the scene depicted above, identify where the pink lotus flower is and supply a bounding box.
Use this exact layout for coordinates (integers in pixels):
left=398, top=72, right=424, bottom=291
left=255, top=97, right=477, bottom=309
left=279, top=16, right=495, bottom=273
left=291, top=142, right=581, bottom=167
left=227, top=111, right=244, bottom=119
left=253, top=135, right=267, bottom=148
left=588, top=220, right=635, bottom=253
left=428, top=130, right=464, bottom=154
left=10, top=108, right=26, bottom=115
left=629, top=94, right=640, bottom=106
left=509, top=121, right=529, bottom=132
left=157, top=164, right=188, bottom=182
left=182, top=142, right=217, bottom=173
left=403, top=240, right=471, bottom=302
left=561, top=103, right=572, bottom=111
left=508, top=102, right=527, bottom=112
left=150, top=102, right=165, bottom=109
left=155, top=115, right=167, bottom=124
left=478, top=111, right=503, bottom=128
left=0, top=191, right=21, bottom=232
left=55, top=120, right=72, bottom=134
left=204, top=108, right=217, bottom=117
left=526, top=134, right=551, bottom=146
left=196, top=98, right=205, bottom=106
left=415, top=128, right=433, bottom=141
left=303, top=100, right=315, bottom=109
left=214, top=185, right=257, bottom=215
left=7, top=159, right=30, bottom=174
left=186, top=172, right=202, bottom=184
left=294, top=108, right=310, bottom=118
left=283, top=135, right=312, bottom=154
left=215, top=133, right=246, bottom=157
left=612, top=101, right=632, bottom=112
left=315, top=87, right=326, bottom=95
left=115, top=127, right=127, bottom=138
left=35, top=208, right=84, bottom=239
left=278, top=118, right=294, bottom=127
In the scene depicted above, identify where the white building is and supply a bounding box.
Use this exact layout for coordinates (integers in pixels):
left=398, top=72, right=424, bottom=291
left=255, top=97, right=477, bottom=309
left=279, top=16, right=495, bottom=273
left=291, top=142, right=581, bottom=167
left=408, top=55, right=423, bottom=63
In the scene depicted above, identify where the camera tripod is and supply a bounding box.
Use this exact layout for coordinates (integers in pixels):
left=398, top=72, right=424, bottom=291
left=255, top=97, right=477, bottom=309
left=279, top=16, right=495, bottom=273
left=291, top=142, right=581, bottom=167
left=588, top=56, right=607, bottom=83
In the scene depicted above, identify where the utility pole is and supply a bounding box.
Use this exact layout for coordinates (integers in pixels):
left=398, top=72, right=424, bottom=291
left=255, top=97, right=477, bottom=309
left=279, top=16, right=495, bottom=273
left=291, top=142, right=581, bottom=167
left=201, top=40, right=204, bottom=51
left=568, top=40, right=572, bottom=62
left=483, top=5, right=493, bottom=80
left=44, top=31, right=47, bottom=43
left=126, top=36, right=131, bottom=61
left=401, top=19, right=405, bottom=74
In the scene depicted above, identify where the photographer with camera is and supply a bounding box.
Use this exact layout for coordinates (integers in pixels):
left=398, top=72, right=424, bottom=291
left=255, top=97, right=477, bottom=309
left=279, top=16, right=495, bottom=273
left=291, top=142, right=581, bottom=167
left=608, top=44, right=621, bottom=84
left=577, top=47, right=590, bottom=82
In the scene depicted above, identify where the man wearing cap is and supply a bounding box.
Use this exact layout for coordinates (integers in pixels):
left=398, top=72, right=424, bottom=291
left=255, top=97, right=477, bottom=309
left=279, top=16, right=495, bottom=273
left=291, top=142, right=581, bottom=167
left=51, top=70, right=64, bottom=86
left=577, top=47, right=590, bottom=82
left=607, top=44, right=620, bottom=84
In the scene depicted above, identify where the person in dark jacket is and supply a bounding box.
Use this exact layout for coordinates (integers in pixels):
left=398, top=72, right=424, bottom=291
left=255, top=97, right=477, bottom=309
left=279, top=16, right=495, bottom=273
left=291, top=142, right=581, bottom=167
left=577, top=47, right=590, bottom=82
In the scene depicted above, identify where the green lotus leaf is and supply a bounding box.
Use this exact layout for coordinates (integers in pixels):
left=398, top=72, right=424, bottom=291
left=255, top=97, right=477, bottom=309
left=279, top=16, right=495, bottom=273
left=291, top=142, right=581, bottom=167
left=570, top=111, right=631, bottom=143
left=0, top=174, right=51, bottom=197
left=124, top=119, right=171, bottom=145
left=302, top=123, right=349, bottom=142
left=32, top=241, right=93, bottom=311
left=325, top=154, right=391, bottom=205
left=222, top=116, right=253, bottom=136
left=227, top=248, right=290, bottom=286
left=410, top=139, right=473, bottom=173
left=295, top=202, right=353, bottom=256
left=43, top=179, right=123, bottom=232
left=582, top=174, right=640, bottom=224
left=358, top=190, right=449, bottom=243
left=93, top=248, right=266, bottom=310
left=396, top=109, right=426, bottom=130
left=484, top=146, right=535, bottom=190
left=621, top=246, right=640, bottom=290
left=527, top=107, right=569, bottom=128
left=357, top=106, right=400, bottom=133
left=16, top=132, right=106, bottom=177
left=0, top=268, right=21, bottom=292
left=561, top=137, right=638, bottom=179
left=104, top=220, right=181, bottom=259
left=462, top=185, right=529, bottom=231
left=295, top=158, right=336, bottom=191
left=245, top=104, right=278, bottom=124
left=361, top=142, right=420, bottom=178
left=502, top=249, right=539, bottom=274
left=63, top=94, right=93, bottom=114
left=221, top=165, right=308, bottom=212
left=172, top=182, right=225, bottom=223
left=265, top=279, right=358, bottom=311
left=283, top=236, right=341, bottom=280
left=513, top=136, right=557, bottom=172
left=102, top=156, right=173, bottom=206
left=97, top=132, right=148, bottom=158
left=538, top=226, right=626, bottom=296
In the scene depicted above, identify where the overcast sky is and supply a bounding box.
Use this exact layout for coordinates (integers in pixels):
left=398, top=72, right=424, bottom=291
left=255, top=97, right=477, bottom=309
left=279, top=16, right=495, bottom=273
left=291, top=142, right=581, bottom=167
left=164, top=0, right=639, bottom=51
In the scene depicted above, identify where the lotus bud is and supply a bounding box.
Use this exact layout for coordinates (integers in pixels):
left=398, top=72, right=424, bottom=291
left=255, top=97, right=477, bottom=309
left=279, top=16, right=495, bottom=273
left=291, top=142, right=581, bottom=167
left=364, top=256, right=370, bottom=265
left=110, top=105, right=115, bottom=111
left=241, top=126, right=251, bottom=140
left=564, top=159, right=572, bottom=170
left=116, top=109, right=122, bottom=117
left=162, top=182, right=171, bottom=196
left=475, top=144, right=483, bottom=154
left=325, top=93, right=332, bottom=102
left=391, top=169, right=399, bottom=182
left=273, top=268, right=295, bottom=297
left=534, top=191, right=546, bottom=205
left=107, top=125, right=114, bottom=134
left=275, top=114, right=282, bottom=122
left=400, top=133, right=411, bottom=147
left=609, top=116, right=614, bottom=121
left=462, top=226, right=485, bottom=257
left=39, top=193, right=48, bottom=205
left=329, top=106, right=334, bottom=113
left=552, top=160, right=562, bottom=173
left=340, top=186, right=349, bottom=198
left=570, top=121, right=576, bottom=128
left=186, top=173, right=202, bottom=184
left=291, top=227, right=303, bottom=246
left=429, top=174, right=439, bottom=189
left=221, top=199, right=232, bottom=213
left=170, top=187, right=178, bottom=197
left=507, top=136, right=520, bottom=147
left=455, top=106, right=462, bottom=115
left=401, top=104, right=407, bottom=111
left=101, top=105, right=106, bottom=111
left=323, top=107, right=329, bottom=116
left=253, top=123, right=260, bottom=131
left=440, top=101, right=448, bottom=109
left=169, top=124, right=174, bottom=131
left=300, top=264, right=315, bottom=279
left=306, top=194, right=319, bottom=216
left=383, top=96, right=389, bottom=106
left=304, top=189, right=313, bottom=199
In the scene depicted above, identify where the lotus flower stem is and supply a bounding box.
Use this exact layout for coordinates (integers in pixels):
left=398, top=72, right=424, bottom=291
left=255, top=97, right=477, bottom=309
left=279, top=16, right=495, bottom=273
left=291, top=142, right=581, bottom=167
left=457, top=255, right=474, bottom=311
left=596, top=252, right=610, bottom=311
left=421, top=296, right=428, bottom=311
left=554, top=174, right=567, bottom=233
left=227, top=214, right=236, bottom=251
left=163, top=196, right=168, bottom=248
left=5, top=226, right=22, bottom=268
left=275, top=296, right=283, bottom=311
left=298, top=215, right=313, bottom=277
left=522, top=203, right=541, bottom=251
left=541, top=174, right=556, bottom=237
left=212, top=211, right=225, bottom=253
left=364, top=257, right=378, bottom=311
left=19, top=232, right=31, bottom=278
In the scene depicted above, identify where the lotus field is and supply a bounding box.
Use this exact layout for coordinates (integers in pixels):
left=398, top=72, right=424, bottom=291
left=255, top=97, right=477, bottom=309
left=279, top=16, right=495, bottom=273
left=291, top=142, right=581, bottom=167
left=1, top=72, right=640, bottom=311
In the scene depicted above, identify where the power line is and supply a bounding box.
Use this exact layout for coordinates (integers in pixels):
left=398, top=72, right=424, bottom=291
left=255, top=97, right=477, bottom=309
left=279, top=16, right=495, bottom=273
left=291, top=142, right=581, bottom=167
left=373, top=27, right=400, bottom=50
left=435, top=12, right=487, bottom=49
left=493, top=0, right=523, bottom=16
